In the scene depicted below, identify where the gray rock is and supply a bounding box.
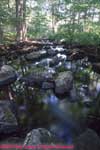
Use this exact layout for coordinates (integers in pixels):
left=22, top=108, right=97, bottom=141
left=55, top=71, right=73, bottom=95
left=50, top=54, right=66, bottom=67
left=25, top=50, right=47, bottom=61
left=0, top=100, right=18, bottom=134
left=55, top=46, right=65, bottom=52
left=0, top=65, right=17, bottom=87
left=92, top=63, right=100, bottom=74
left=47, top=49, right=57, bottom=56
left=21, top=70, right=54, bottom=87
left=39, top=58, right=52, bottom=67
left=50, top=56, right=60, bottom=67
left=42, top=82, right=54, bottom=90
left=25, top=51, right=41, bottom=61
left=74, top=129, right=100, bottom=150
left=24, top=128, right=65, bottom=150
left=69, top=49, right=85, bottom=61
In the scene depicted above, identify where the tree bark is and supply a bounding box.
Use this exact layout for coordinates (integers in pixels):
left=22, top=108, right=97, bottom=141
left=0, top=24, right=3, bottom=43
left=15, top=0, right=27, bottom=42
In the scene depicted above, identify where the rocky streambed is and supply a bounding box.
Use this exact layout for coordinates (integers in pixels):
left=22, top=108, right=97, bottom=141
left=0, top=40, right=100, bottom=149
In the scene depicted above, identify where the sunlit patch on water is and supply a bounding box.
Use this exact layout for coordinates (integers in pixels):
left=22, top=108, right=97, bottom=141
left=42, top=92, right=78, bottom=143
left=43, top=93, right=59, bottom=105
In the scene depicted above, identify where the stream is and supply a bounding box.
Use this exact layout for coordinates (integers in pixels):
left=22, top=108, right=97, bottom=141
left=0, top=40, right=100, bottom=145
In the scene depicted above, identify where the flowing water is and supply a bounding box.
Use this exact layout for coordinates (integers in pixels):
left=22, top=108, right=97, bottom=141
left=0, top=42, right=100, bottom=144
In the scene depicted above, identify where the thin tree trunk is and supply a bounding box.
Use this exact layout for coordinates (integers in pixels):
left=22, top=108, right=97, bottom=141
left=22, top=0, right=27, bottom=40
left=51, top=4, right=55, bottom=34
left=16, top=0, right=27, bottom=42
left=0, top=24, right=3, bottom=43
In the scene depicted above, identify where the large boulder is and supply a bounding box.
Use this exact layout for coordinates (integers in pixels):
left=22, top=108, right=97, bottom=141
left=0, top=100, right=18, bottom=134
left=55, top=71, right=73, bottom=95
left=74, top=129, right=100, bottom=150
left=0, top=65, right=17, bottom=87
left=24, top=128, right=66, bottom=150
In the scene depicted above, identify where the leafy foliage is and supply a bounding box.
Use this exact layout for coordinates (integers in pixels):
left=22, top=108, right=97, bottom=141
left=0, top=0, right=100, bottom=44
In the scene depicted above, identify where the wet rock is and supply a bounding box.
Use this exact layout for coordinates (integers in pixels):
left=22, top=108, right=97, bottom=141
left=69, top=49, right=85, bottom=61
left=25, top=51, right=41, bottom=61
left=0, top=65, right=17, bottom=87
left=24, top=128, right=65, bottom=150
left=42, top=82, right=54, bottom=90
left=55, top=71, right=73, bottom=95
left=50, top=56, right=60, bottom=67
left=55, top=46, right=65, bottom=52
left=21, top=70, right=54, bottom=87
left=25, top=50, right=46, bottom=61
left=47, top=46, right=65, bottom=56
left=74, top=129, right=100, bottom=150
left=39, top=58, right=52, bottom=68
left=81, top=96, right=94, bottom=107
left=43, top=45, right=51, bottom=50
left=88, top=54, right=100, bottom=63
left=92, top=63, right=100, bottom=74
left=0, top=100, right=18, bottom=134
left=50, top=54, right=66, bottom=67
left=56, top=54, right=67, bottom=61
left=47, top=48, right=57, bottom=56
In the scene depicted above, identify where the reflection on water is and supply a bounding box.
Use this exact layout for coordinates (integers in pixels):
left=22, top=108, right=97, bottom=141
left=0, top=44, right=100, bottom=143
left=42, top=92, right=73, bottom=143
left=50, top=122, right=73, bottom=144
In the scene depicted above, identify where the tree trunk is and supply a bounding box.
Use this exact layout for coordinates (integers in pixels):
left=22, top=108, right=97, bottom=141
left=0, top=24, right=3, bottom=43
left=51, top=4, right=55, bottom=34
left=15, top=0, right=27, bottom=42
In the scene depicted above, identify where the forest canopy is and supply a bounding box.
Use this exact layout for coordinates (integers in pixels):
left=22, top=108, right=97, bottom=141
left=0, top=0, right=100, bottom=45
